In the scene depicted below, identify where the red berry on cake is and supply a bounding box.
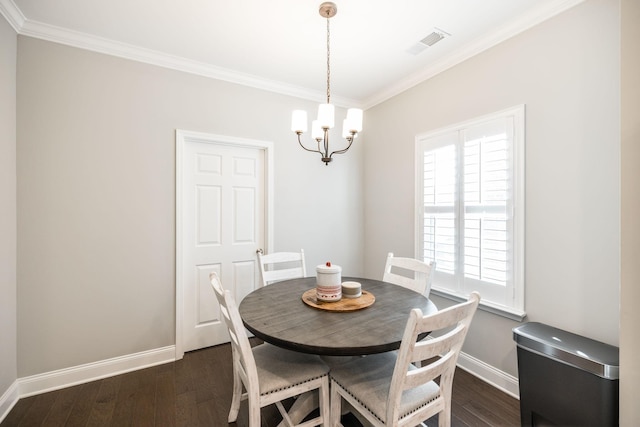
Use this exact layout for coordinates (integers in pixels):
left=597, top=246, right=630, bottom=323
left=326, top=261, right=331, bottom=267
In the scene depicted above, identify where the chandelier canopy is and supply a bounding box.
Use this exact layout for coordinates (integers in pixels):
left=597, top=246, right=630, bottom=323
left=291, top=2, right=363, bottom=165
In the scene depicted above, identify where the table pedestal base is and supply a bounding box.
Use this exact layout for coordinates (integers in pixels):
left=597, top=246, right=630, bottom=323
left=275, top=391, right=317, bottom=427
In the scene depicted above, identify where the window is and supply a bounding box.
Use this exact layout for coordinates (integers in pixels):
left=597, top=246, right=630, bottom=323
left=415, top=105, right=525, bottom=318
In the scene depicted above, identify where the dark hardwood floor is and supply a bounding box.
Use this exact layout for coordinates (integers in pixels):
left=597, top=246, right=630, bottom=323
left=2, top=341, right=520, bottom=426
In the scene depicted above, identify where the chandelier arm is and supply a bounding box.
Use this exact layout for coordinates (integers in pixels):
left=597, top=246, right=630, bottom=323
left=296, top=133, right=323, bottom=155
left=329, top=136, right=355, bottom=158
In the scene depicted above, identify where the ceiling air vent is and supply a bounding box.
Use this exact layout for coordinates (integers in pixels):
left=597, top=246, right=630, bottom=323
left=406, top=28, right=451, bottom=55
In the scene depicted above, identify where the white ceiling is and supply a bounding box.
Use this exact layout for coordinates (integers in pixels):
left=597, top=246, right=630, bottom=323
left=1, top=0, right=583, bottom=108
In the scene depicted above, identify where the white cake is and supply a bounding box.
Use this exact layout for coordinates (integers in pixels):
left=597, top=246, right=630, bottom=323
left=316, top=262, right=342, bottom=301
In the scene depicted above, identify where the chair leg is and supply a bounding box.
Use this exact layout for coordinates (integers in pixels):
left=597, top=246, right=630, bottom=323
left=228, top=370, right=243, bottom=423
left=320, top=377, right=331, bottom=426
left=438, top=406, right=451, bottom=427
left=330, top=382, right=343, bottom=427
left=248, top=398, right=261, bottom=427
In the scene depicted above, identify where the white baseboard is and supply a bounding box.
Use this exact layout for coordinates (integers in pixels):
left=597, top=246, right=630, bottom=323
left=0, top=380, right=19, bottom=424
left=3, top=344, right=516, bottom=424
left=457, top=351, right=520, bottom=399
left=18, top=346, right=176, bottom=398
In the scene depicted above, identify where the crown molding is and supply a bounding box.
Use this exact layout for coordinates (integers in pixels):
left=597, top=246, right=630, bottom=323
left=362, top=0, right=586, bottom=109
left=20, top=18, right=365, bottom=106
left=0, top=0, right=25, bottom=32
left=2, top=0, right=583, bottom=110
left=2, top=5, right=362, bottom=109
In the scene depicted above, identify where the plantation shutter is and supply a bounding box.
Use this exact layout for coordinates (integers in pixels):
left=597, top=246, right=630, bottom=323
left=422, top=134, right=458, bottom=289
left=416, top=105, right=524, bottom=316
left=461, top=118, right=514, bottom=302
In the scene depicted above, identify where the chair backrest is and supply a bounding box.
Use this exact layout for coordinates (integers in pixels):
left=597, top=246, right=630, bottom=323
left=257, top=249, right=307, bottom=287
left=209, top=272, right=260, bottom=400
left=387, top=292, right=480, bottom=426
left=383, top=252, right=436, bottom=295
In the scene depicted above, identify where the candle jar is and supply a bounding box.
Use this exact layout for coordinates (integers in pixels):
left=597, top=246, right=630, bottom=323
left=316, top=263, right=342, bottom=301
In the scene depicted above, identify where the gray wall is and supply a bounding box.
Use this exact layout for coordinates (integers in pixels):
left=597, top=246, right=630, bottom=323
left=620, top=0, right=640, bottom=424
left=0, top=15, right=17, bottom=403
left=16, top=36, right=363, bottom=376
left=363, top=0, right=620, bottom=377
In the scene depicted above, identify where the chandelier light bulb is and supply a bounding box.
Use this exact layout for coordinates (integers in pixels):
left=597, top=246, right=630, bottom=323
left=317, top=103, right=335, bottom=129
left=291, top=110, right=308, bottom=133
left=311, top=120, right=323, bottom=140
left=346, top=108, right=363, bottom=132
left=342, top=120, right=358, bottom=139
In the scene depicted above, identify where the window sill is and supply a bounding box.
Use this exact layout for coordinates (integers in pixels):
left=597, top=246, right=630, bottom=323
left=430, top=288, right=527, bottom=321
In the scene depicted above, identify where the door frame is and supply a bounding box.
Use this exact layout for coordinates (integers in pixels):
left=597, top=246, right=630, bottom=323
left=175, top=129, right=274, bottom=359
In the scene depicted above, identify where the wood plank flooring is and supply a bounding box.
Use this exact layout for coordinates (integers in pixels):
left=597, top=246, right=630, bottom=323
left=1, top=341, right=520, bottom=426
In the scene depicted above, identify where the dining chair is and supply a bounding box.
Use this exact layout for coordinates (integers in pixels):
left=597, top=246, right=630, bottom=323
left=329, top=291, right=480, bottom=427
left=257, top=249, right=307, bottom=287
left=383, top=252, right=436, bottom=296
left=209, top=272, right=330, bottom=427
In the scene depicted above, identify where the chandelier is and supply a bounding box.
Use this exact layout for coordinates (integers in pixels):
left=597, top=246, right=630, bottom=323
left=291, top=2, right=363, bottom=165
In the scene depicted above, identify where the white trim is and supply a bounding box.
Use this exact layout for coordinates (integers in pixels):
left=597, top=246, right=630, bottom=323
left=457, top=351, right=520, bottom=399
left=0, top=0, right=583, bottom=109
left=0, top=346, right=519, bottom=425
left=17, top=346, right=175, bottom=398
left=0, top=380, right=19, bottom=424
left=20, top=18, right=360, bottom=109
left=0, top=0, right=25, bottom=32
left=174, top=129, right=274, bottom=360
left=175, top=130, right=185, bottom=360
left=0, top=3, right=358, bottom=109
left=430, top=288, right=526, bottom=321
left=361, top=0, right=586, bottom=108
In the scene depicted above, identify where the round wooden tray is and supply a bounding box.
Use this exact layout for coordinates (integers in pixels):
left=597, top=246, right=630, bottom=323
left=301, top=288, right=375, bottom=312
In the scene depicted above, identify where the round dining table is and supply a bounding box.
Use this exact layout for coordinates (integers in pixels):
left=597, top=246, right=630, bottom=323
left=238, top=276, right=438, bottom=357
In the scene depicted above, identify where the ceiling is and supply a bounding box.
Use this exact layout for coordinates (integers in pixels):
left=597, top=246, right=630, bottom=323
left=1, top=0, right=583, bottom=108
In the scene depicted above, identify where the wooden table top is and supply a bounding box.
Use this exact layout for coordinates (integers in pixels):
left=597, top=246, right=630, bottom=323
left=238, top=277, right=438, bottom=356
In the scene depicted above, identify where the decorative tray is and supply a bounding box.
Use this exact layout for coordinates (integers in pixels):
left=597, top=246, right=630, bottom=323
left=301, top=289, right=375, bottom=312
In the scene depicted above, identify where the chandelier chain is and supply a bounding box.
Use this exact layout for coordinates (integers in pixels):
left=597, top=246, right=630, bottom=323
left=326, top=14, right=331, bottom=104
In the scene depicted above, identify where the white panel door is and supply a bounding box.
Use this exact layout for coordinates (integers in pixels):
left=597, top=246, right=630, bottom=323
left=178, top=132, right=269, bottom=353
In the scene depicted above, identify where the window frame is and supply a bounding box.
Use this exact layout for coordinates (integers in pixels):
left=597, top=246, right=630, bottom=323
left=415, top=105, right=526, bottom=320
